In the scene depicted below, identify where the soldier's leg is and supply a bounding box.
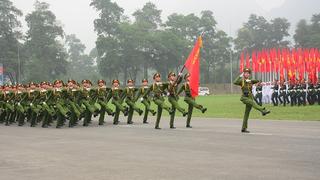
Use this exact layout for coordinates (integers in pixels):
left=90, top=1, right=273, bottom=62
left=126, top=100, right=143, bottom=115
left=186, top=104, right=194, bottom=128
left=41, top=111, right=50, bottom=128
left=112, top=100, right=127, bottom=114
left=127, top=107, right=134, bottom=124
left=169, top=107, right=176, bottom=128
left=142, top=99, right=156, bottom=115
left=100, top=101, right=114, bottom=116
left=98, top=106, right=106, bottom=125
left=154, top=98, right=171, bottom=114
left=168, top=97, right=186, bottom=116
left=113, top=108, right=120, bottom=125
left=184, top=97, right=206, bottom=113
left=302, top=93, right=307, bottom=106
left=155, top=105, right=162, bottom=129
left=242, top=104, right=252, bottom=131
left=56, top=112, right=65, bottom=128
left=83, top=110, right=92, bottom=126
left=241, top=97, right=268, bottom=115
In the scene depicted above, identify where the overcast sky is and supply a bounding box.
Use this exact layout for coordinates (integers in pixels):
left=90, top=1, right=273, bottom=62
left=12, top=0, right=320, bottom=53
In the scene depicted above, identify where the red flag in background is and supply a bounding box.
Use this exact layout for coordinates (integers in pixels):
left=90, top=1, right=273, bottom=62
left=184, top=36, right=203, bottom=98
left=252, top=51, right=257, bottom=72
left=240, top=51, right=244, bottom=72
left=245, top=52, right=250, bottom=68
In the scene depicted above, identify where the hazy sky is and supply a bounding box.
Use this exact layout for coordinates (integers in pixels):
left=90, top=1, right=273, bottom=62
left=12, top=0, right=320, bottom=52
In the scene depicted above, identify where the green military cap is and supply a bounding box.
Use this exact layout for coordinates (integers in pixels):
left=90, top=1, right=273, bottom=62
left=40, top=81, right=47, bottom=86
left=29, top=81, right=38, bottom=87
left=53, top=80, right=64, bottom=85
left=68, top=79, right=77, bottom=85
left=81, top=79, right=92, bottom=85
left=243, top=68, right=252, bottom=74
left=97, top=79, right=106, bottom=85
left=184, top=73, right=191, bottom=80
left=127, top=79, right=134, bottom=84
left=142, top=79, right=148, bottom=83
left=16, top=84, right=24, bottom=88
left=168, top=72, right=176, bottom=78
left=112, top=79, right=120, bottom=84
left=153, top=73, right=161, bottom=79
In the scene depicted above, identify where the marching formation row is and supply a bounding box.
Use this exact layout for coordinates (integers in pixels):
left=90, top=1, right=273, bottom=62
left=254, top=80, right=320, bottom=106
left=0, top=72, right=207, bottom=129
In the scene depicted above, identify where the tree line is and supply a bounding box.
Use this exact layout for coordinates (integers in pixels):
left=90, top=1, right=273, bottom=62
left=0, top=0, right=319, bottom=84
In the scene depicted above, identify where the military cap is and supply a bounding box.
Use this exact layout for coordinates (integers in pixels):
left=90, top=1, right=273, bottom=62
left=184, top=73, right=191, bottom=80
left=153, top=73, right=161, bottom=79
left=68, top=79, right=77, bottom=85
left=142, top=79, right=148, bottom=83
left=53, top=80, right=64, bottom=85
left=29, top=82, right=38, bottom=87
left=168, top=72, right=176, bottom=78
left=97, top=79, right=106, bottom=85
left=40, top=81, right=47, bottom=86
left=243, top=68, right=252, bottom=74
left=112, top=79, right=120, bottom=84
left=127, top=79, right=134, bottom=84
left=82, top=79, right=92, bottom=85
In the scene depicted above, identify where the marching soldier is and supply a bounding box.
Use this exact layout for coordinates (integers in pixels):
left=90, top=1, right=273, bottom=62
left=233, top=68, right=270, bottom=133
left=307, top=81, right=316, bottom=105
left=136, top=79, right=156, bottom=124
left=167, top=72, right=187, bottom=129
left=288, top=82, right=297, bottom=106
left=15, top=84, right=28, bottom=126
left=278, top=81, right=289, bottom=106
left=178, top=73, right=207, bottom=128
left=79, top=80, right=97, bottom=126
left=106, top=79, right=128, bottom=125
left=143, top=73, right=174, bottom=129
left=254, top=82, right=263, bottom=106
left=52, top=80, right=69, bottom=128
left=271, top=80, right=279, bottom=106
left=65, top=80, right=83, bottom=127
left=26, top=82, right=42, bottom=127
left=94, top=80, right=114, bottom=126
left=38, top=82, right=56, bottom=128
left=124, top=79, right=143, bottom=124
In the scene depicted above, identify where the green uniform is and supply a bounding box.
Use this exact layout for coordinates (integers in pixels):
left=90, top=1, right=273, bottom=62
left=124, top=86, right=143, bottom=124
left=14, top=90, right=28, bottom=126
left=136, top=86, right=156, bottom=123
left=64, top=88, right=84, bottom=127
left=144, top=82, right=173, bottom=129
left=52, top=88, right=69, bottom=128
left=106, top=87, right=128, bottom=125
left=79, top=87, right=97, bottom=126
left=233, top=76, right=270, bottom=131
left=37, top=89, right=56, bottom=128
left=93, top=87, right=114, bottom=125
left=167, top=76, right=187, bottom=128
left=178, top=82, right=206, bottom=127
left=254, top=85, right=263, bottom=106
left=3, top=90, right=15, bottom=126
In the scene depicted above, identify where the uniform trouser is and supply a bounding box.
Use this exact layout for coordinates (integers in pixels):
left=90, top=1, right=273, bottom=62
left=290, top=94, right=297, bottom=106
left=142, top=98, right=155, bottom=123
left=279, top=93, right=289, bottom=106
left=184, top=96, right=204, bottom=126
left=68, top=101, right=81, bottom=127
left=153, top=97, right=171, bottom=128
left=168, top=96, right=186, bottom=127
left=298, top=93, right=306, bottom=106
left=0, top=111, right=5, bottom=123
left=271, top=93, right=278, bottom=106
left=126, top=99, right=142, bottom=124
left=112, top=99, right=127, bottom=124
left=240, top=96, right=265, bottom=130
left=55, top=102, right=69, bottom=128
left=317, top=93, right=320, bottom=105
left=16, top=104, right=25, bottom=125
left=254, top=93, right=262, bottom=106
left=82, top=100, right=96, bottom=126
left=307, top=93, right=315, bottom=105
left=97, top=100, right=113, bottom=125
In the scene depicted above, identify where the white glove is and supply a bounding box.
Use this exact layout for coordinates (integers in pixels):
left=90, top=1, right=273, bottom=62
left=245, top=79, right=251, bottom=83
left=240, top=73, right=244, bottom=77
left=178, top=72, right=183, bottom=76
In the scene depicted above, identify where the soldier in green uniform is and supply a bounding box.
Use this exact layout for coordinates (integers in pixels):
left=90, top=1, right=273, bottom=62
left=278, top=81, right=288, bottom=106
left=38, top=82, right=56, bottom=128
left=93, top=79, right=114, bottom=125
left=3, top=85, right=15, bottom=126
left=233, top=68, right=271, bottom=133
left=288, top=81, right=297, bottom=106
left=307, top=81, right=316, bottom=105
left=106, top=79, right=128, bottom=125
left=136, top=79, right=156, bottom=124
left=14, top=84, right=28, bottom=126
left=26, top=82, right=42, bottom=127
left=254, top=82, right=263, bottom=106
left=64, top=80, right=83, bottom=127
left=79, top=80, right=97, bottom=127
left=178, top=73, right=207, bottom=128
left=52, top=80, right=69, bottom=128
left=167, top=72, right=187, bottom=129
left=124, top=79, right=143, bottom=124
left=143, top=73, right=174, bottom=129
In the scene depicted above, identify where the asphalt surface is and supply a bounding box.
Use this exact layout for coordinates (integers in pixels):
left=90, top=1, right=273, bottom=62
left=0, top=116, right=320, bottom=180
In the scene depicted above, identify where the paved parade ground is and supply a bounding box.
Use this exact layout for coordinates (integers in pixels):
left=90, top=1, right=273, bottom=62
left=1, top=117, right=320, bottom=180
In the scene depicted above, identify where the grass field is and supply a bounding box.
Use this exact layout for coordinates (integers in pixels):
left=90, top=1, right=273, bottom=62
left=135, top=95, right=320, bottom=121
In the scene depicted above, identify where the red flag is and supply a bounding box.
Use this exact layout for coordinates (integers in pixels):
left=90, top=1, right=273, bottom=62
left=240, top=51, right=244, bottom=72
left=245, top=52, right=250, bottom=68
left=252, top=51, right=257, bottom=72
left=184, top=36, right=203, bottom=98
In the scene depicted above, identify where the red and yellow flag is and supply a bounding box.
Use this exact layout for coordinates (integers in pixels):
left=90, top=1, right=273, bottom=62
left=184, top=36, right=203, bottom=98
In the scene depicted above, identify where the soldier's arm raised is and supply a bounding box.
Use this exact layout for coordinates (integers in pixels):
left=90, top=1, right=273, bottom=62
left=233, top=75, right=243, bottom=86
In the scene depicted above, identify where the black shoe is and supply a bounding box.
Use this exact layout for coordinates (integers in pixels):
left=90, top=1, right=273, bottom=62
left=18, top=123, right=24, bottom=126
left=183, top=112, right=188, bottom=117
left=138, top=110, right=143, bottom=116
left=143, top=121, right=149, bottom=124
left=113, top=121, right=119, bottom=125
left=170, top=126, right=176, bottom=129
left=152, top=111, right=157, bottom=116
left=127, top=121, right=133, bottom=124
left=169, top=109, right=174, bottom=115
left=56, top=125, right=62, bottom=129
left=83, top=124, right=88, bottom=127
left=241, top=129, right=250, bottom=133
left=186, top=125, right=192, bottom=128
left=98, top=122, right=104, bottom=126
left=262, top=110, right=271, bottom=116
left=155, top=127, right=161, bottom=130
left=42, top=125, right=48, bottom=128
left=108, top=112, right=115, bottom=117
left=201, top=108, right=207, bottom=114
left=124, top=110, right=129, bottom=116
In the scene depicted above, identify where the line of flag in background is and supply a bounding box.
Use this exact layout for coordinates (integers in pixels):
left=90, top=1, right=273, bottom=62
left=239, top=48, right=320, bottom=84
